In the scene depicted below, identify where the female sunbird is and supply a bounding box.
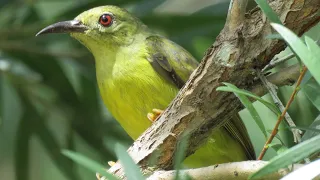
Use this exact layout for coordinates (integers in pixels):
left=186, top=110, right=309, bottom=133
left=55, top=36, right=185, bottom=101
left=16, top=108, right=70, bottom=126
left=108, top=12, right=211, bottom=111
left=37, top=5, right=255, bottom=168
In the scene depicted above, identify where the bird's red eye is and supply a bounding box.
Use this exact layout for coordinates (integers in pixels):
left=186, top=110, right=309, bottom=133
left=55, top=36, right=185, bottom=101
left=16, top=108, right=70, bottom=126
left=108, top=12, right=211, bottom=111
left=99, top=14, right=113, bottom=27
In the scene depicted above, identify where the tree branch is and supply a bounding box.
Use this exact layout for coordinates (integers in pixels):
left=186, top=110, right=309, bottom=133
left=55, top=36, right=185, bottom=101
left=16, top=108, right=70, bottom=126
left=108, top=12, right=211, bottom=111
left=147, top=161, right=304, bottom=180
left=225, top=0, right=248, bottom=33
left=251, top=64, right=300, bottom=96
left=109, top=0, right=320, bottom=178
left=262, top=53, right=295, bottom=72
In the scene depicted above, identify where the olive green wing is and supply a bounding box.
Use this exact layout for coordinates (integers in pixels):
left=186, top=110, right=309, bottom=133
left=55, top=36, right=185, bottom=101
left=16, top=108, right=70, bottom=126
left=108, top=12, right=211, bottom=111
left=225, top=114, right=256, bottom=160
left=145, top=35, right=255, bottom=160
left=145, top=35, right=198, bottom=87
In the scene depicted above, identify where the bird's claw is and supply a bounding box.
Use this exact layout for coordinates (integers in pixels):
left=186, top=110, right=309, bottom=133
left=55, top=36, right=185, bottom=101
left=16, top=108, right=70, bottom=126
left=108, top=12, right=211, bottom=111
left=147, top=109, right=164, bottom=122
left=96, top=161, right=116, bottom=180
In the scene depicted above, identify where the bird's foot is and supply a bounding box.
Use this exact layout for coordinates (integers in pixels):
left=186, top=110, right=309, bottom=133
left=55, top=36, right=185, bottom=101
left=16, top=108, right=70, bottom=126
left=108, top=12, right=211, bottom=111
left=96, top=173, right=104, bottom=180
left=95, top=161, right=117, bottom=180
left=147, top=109, right=164, bottom=122
left=108, top=161, right=116, bottom=166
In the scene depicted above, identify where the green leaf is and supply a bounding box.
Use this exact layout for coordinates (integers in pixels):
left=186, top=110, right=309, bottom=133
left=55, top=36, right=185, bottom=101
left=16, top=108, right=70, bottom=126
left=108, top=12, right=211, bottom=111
left=300, top=70, right=312, bottom=88
left=14, top=106, right=32, bottom=180
left=13, top=52, right=115, bottom=161
left=305, top=36, right=320, bottom=58
left=217, top=83, right=280, bottom=115
left=174, top=135, right=189, bottom=180
left=15, top=88, right=79, bottom=180
left=218, top=83, right=267, bottom=138
left=254, top=0, right=282, bottom=24
left=62, top=150, right=119, bottom=180
left=20, top=93, right=80, bottom=180
left=237, top=94, right=267, bottom=138
left=35, top=120, right=79, bottom=180
left=302, top=78, right=320, bottom=111
left=267, top=144, right=287, bottom=155
left=250, top=134, right=320, bottom=179
left=301, top=115, right=320, bottom=141
left=271, top=24, right=320, bottom=85
left=114, top=143, right=145, bottom=180
left=0, top=74, right=3, bottom=126
left=276, top=146, right=288, bottom=155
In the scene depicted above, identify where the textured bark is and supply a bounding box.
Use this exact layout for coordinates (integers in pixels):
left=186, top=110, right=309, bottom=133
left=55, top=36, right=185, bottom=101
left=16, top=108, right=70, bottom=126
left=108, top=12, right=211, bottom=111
left=147, top=161, right=304, bottom=180
left=109, top=0, right=320, bottom=178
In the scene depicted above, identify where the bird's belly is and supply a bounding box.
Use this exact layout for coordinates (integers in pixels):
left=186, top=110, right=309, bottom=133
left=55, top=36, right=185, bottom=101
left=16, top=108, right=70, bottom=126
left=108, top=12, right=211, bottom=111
left=98, top=70, right=178, bottom=139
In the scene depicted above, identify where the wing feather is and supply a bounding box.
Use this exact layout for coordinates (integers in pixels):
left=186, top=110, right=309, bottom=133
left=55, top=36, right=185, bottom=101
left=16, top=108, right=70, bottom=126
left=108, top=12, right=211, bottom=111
left=145, top=35, right=256, bottom=160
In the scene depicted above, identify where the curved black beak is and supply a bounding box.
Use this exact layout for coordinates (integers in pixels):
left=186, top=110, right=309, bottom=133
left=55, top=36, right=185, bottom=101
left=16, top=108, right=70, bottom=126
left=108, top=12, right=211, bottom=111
left=36, top=20, right=88, bottom=36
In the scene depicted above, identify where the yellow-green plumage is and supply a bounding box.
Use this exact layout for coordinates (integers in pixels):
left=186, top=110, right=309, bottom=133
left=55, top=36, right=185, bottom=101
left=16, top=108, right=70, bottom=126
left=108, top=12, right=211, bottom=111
left=38, top=5, right=255, bottom=168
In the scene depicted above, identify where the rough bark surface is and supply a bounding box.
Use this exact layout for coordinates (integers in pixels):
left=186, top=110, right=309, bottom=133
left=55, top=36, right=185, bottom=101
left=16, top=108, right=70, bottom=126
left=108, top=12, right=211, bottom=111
left=147, top=161, right=304, bottom=180
left=109, top=0, right=320, bottom=178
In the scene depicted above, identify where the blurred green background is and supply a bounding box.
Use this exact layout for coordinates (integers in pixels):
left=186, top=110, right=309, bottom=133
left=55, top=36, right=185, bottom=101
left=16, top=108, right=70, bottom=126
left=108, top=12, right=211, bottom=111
left=0, top=0, right=319, bottom=180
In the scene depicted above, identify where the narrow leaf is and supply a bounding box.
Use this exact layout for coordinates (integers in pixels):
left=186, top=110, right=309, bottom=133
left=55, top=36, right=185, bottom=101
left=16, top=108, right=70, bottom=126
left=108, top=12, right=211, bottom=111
left=62, top=150, right=118, bottom=180
left=254, top=0, right=282, bottom=24
left=114, top=144, right=145, bottom=180
left=237, top=94, right=267, bottom=138
left=35, top=115, right=79, bottom=180
left=250, top=134, right=320, bottom=179
left=301, top=114, right=320, bottom=141
left=302, top=79, right=320, bottom=111
left=14, top=109, right=32, bottom=180
left=300, top=70, right=312, bottom=88
left=219, top=83, right=267, bottom=138
left=217, top=83, right=280, bottom=115
left=174, top=135, right=189, bottom=180
left=271, top=24, right=320, bottom=84
left=16, top=89, right=79, bottom=180
left=305, top=36, right=320, bottom=58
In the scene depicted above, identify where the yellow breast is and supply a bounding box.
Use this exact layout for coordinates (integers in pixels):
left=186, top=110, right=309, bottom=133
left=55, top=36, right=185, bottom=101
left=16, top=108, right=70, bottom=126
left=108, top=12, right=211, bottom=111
left=97, top=55, right=178, bottom=139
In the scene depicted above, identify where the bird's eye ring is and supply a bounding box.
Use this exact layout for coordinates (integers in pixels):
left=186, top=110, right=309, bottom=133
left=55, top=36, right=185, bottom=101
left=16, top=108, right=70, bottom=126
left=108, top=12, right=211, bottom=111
left=99, top=14, right=113, bottom=27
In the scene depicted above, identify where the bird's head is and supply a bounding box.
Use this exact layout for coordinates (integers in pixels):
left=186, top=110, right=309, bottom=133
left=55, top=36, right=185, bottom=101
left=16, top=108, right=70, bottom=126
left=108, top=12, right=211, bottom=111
left=36, top=6, right=146, bottom=51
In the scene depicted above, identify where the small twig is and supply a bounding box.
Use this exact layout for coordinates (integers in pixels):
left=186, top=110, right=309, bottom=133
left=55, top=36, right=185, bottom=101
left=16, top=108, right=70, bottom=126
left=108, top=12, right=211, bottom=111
left=252, top=64, right=300, bottom=96
left=262, top=40, right=320, bottom=72
left=225, top=0, right=248, bottom=33
left=258, top=66, right=308, bottom=160
left=258, top=72, right=302, bottom=143
left=262, top=53, right=295, bottom=72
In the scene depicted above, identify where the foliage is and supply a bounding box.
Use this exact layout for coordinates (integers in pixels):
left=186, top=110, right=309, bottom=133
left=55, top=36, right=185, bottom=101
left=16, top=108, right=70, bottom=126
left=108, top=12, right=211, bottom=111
left=62, top=150, right=119, bottom=180
left=220, top=1, right=320, bottom=179
left=0, top=0, right=319, bottom=180
left=0, top=0, right=230, bottom=179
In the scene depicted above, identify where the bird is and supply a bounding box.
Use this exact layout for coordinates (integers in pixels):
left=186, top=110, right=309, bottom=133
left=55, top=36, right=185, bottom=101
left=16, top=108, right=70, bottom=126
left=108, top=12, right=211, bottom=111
left=36, top=5, right=255, bottom=170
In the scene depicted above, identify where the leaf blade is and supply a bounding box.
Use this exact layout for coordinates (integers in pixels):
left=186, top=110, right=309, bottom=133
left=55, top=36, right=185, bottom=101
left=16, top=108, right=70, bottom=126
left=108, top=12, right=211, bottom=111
left=250, top=134, right=320, bottom=179
left=254, top=0, right=282, bottom=24
left=115, top=144, right=145, bottom=180
left=217, top=83, right=280, bottom=115
left=219, top=83, right=268, bottom=138
left=271, top=24, right=320, bottom=84
left=62, top=150, right=119, bottom=180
